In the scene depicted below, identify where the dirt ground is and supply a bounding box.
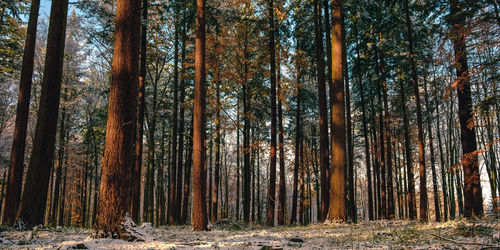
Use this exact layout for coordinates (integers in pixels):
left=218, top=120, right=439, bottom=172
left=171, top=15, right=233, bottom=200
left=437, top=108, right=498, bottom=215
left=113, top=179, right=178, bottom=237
left=0, top=218, right=498, bottom=249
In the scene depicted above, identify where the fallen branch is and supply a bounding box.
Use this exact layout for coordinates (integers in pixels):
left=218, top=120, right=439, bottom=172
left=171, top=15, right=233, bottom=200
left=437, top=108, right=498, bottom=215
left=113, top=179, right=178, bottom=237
left=430, top=233, right=499, bottom=248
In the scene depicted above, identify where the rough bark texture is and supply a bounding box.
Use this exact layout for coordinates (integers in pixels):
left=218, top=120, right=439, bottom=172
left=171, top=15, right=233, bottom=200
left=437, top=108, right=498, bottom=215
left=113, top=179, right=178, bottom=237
left=448, top=0, right=484, bottom=218
left=266, top=0, right=277, bottom=227
left=2, top=0, right=40, bottom=226
left=17, top=0, right=68, bottom=226
left=192, top=0, right=208, bottom=230
left=326, top=0, right=346, bottom=222
left=94, top=0, right=140, bottom=238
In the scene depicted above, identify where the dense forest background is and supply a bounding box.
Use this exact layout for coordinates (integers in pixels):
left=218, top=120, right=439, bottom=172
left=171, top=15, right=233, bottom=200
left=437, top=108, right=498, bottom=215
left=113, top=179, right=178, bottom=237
left=0, top=0, right=498, bottom=235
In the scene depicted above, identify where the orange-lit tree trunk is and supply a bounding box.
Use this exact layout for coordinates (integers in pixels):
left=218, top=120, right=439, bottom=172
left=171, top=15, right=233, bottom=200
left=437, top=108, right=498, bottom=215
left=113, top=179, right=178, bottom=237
left=326, top=0, right=346, bottom=222
left=314, top=0, right=329, bottom=222
left=266, top=0, right=277, bottom=227
left=132, top=0, right=147, bottom=224
left=2, top=0, right=40, bottom=226
left=404, top=0, right=428, bottom=222
left=17, top=0, right=68, bottom=227
left=94, top=0, right=140, bottom=238
left=192, top=0, right=208, bottom=230
left=448, top=0, right=484, bottom=218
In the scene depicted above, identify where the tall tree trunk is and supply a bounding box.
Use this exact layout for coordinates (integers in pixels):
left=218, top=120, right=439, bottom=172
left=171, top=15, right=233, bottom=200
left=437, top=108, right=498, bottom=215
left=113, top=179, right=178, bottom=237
left=423, top=76, right=441, bottom=222
left=192, top=0, right=208, bottom=230
left=168, top=7, right=179, bottom=224
left=94, top=0, right=140, bottom=237
left=399, top=79, right=417, bottom=220
left=277, top=49, right=286, bottom=226
left=181, top=113, right=193, bottom=224
left=176, top=18, right=187, bottom=224
left=342, top=14, right=355, bottom=223
left=379, top=44, right=394, bottom=219
left=290, top=64, right=301, bottom=224
left=448, top=0, right=484, bottom=218
left=356, top=40, right=373, bottom=220
left=374, top=46, right=387, bottom=219
left=236, top=104, right=240, bottom=221
left=327, top=0, right=346, bottom=222
left=404, top=0, right=428, bottom=222
left=212, top=72, right=221, bottom=222
left=299, top=139, right=305, bottom=225
left=266, top=0, right=277, bottom=227
left=17, top=0, right=69, bottom=226
left=49, top=101, right=67, bottom=226
left=132, top=0, right=147, bottom=224
left=58, top=163, right=67, bottom=226
left=242, top=29, right=251, bottom=224
left=314, top=0, right=329, bottom=222
left=435, top=92, right=448, bottom=221
left=2, top=0, right=40, bottom=226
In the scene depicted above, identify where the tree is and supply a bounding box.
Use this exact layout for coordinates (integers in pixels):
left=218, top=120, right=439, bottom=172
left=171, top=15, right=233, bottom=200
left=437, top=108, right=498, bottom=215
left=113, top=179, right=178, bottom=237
left=2, top=0, right=40, bottom=226
left=448, top=0, right=484, bottom=218
left=94, top=0, right=141, bottom=239
left=266, top=0, right=277, bottom=227
left=131, top=0, right=148, bottom=224
left=314, top=0, right=329, bottom=222
left=327, top=0, right=346, bottom=222
left=16, top=0, right=69, bottom=227
left=404, top=0, right=428, bottom=222
left=192, top=0, right=208, bottom=231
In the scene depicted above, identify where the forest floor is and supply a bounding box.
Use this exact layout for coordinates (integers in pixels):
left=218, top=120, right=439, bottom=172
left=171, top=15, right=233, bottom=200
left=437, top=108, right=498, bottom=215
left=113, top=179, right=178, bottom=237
left=0, top=218, right=499, bottom=249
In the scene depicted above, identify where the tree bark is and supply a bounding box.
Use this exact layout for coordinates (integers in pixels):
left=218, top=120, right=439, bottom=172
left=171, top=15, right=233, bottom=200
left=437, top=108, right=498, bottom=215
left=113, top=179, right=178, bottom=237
left=290, top=62, right=301, bottom=224
left=356, top=40, right=373, bottom=220
left=132, top=0, right=147, bottom=224
left=448, top=0, right=484, bottom=218
left=168, top=6, right=179, bottom=224
left=314, top=0, right=329, bottom=222
left=277, top=49, right=286, bottom=226
left=17, top=0, right=68, bottom=226
left=94, top=0, right=140, bottom=238
left=266, top=0, right=277, bottom=227
left=192, top=0, right=208, bottom=230
left=327, top=0, right=346, bottom=222
left=399, top=79, right=417, bottom=220
left=2, top=0, right=40, bottom=226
